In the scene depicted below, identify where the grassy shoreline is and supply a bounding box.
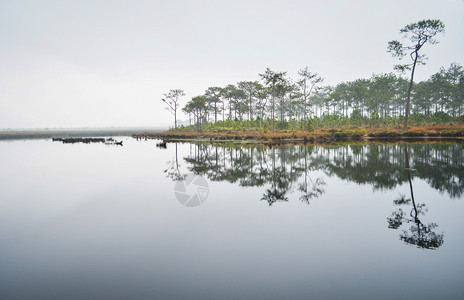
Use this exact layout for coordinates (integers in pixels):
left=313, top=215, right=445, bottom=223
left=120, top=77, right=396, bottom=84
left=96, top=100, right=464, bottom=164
left=133, top=125, right=464, bottom=144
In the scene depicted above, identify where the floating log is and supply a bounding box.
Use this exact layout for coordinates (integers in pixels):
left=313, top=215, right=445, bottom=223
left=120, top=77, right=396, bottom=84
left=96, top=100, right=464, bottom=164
left=52, top=137, right=123, bottom=145
left=156, top=141, right=167, bottom=148
left=52, top=137, right=106, bottom=144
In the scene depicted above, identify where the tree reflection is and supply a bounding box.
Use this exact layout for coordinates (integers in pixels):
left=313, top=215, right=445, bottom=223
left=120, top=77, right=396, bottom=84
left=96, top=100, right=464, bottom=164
left=298, top=146, right=326, bottom=205
left=164, top=144, right=186, bottom=181
left=387, top=144, right=444, bottom=250
left=261, top=149, right=290, bottom=206
left=298, top=177, right=326, bottom=205
left=167, top=142, right=463, bottom=204
left=262, top=186, right=288, bottom=206
left=157, top=141, right=463, bottom=249
left=171, top=143, right=327, bottom=205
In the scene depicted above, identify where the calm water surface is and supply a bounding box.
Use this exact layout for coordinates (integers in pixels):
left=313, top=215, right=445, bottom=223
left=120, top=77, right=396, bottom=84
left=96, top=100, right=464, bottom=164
left=0, top=138, right=463, bottom=299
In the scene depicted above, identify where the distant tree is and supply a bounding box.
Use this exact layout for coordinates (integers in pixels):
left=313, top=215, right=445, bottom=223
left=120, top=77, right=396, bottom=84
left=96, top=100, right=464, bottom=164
left=441, top=63, right=464, bottom=117
left=259, top=68, right=287, bottom=132
left=162, top=89, right=185, bottom=131
left=182, top=104, right=193, bottom=126
left=392, top=76, right=409, bottom=120
left=297, top=67, right=323, bottom=130
left=412, top=80, right=434, bottom=118
left=229, top=86, right=247, bottom=120
left=223, top=84, right=237, bottom=120
left=330, top=82, right=351, bottom=117
left=184, top=95, right=207, bottom=132
left=238, top=81, right=261, bottom=121
left=311, top=86, right=332, bottom=117
left=205, top=87, right=222, bottom=123
left=387, top=19, right=445, bottom=129
left=286, top=82, right=301, bottom=122
left=369, top=73, right=400, bottom=118
left=276, top=77, right=294, bottom=127
left=429, top=70, right=449, bottom=114
left=349, top=79, right=370, bottom=117
left=254, top=84, right=268, bottom=128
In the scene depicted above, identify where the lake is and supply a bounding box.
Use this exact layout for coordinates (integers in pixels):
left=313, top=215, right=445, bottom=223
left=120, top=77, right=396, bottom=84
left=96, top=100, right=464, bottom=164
left=1, top=138, right=463, bottom=299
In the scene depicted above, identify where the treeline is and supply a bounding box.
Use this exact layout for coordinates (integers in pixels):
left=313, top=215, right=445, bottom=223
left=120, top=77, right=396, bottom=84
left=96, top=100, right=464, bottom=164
left=171, top=63, right=463, bottom=132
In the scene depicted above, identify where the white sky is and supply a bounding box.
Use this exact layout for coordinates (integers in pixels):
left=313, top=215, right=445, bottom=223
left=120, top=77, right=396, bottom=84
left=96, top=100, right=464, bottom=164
left=1, top=0, right=463, bottom=129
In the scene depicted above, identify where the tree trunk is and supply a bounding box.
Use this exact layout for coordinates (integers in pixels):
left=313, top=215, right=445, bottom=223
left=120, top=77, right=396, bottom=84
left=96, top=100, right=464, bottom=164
left=280, top=98, right=284, bottom=129
left=272, top=96, right=275, bottom=132
left=404, top=51, right=419, bottom=130
left=303, top=99, right=307, bottom=131
left=229, top=100, right=232, bottom=120
left=174, top=110, right=177, bottom=131
left=249, top=95, right=252, bottom=121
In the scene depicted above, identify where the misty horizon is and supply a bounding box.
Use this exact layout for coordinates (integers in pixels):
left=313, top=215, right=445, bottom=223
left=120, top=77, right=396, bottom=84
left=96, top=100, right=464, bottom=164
left=1, top=0, right=463, bottom=129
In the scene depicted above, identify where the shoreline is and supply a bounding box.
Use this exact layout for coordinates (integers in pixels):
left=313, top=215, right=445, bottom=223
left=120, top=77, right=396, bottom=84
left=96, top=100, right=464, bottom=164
left=133, top=126, right=464, bottom=145
left=2, top=126, right=463, bottom=144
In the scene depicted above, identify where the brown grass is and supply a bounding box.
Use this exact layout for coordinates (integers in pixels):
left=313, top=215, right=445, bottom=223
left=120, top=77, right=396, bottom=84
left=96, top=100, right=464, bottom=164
left=133, top=125, right=464, bottom=143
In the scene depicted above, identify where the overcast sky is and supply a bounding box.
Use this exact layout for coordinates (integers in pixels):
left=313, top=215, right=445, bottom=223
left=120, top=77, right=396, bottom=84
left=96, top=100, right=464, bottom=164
left=1, top=0, right=463, bottom=129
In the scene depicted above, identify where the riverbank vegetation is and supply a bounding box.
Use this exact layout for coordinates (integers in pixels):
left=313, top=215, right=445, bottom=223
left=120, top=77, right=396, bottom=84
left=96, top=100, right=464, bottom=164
left=165, top=61, right=463, bottom=135
left=158, top=19, right=463, bottom=140
left=135, top=124, right=464, bottom=144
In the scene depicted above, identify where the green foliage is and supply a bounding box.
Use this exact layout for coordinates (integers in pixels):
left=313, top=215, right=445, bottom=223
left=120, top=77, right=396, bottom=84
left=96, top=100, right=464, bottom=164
left=430, top=111, right=451, bottom=123
left=350, top=109, right=363, bottom=126
left=369, top=110, right=380, bottom=127
left=169, top=59, right=464, bottom=131
left=263, top=123, right=269, bottom=133
left=174, top=110, right=464, bottom=133
left=410, top=111, right=426, bottom=126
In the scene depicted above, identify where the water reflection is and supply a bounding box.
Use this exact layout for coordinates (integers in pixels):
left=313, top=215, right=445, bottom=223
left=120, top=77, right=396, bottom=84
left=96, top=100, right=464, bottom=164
left=168, top=142, right=463, bottom=199
left=164, top=144, right=186, bottom=181
left=298, top=147, right=326, bottom=205
left=2, top=139, right=464, bottom=298
left=387, top=144, right=444, bottom=249
left=164, top=142, right=463, bottom=249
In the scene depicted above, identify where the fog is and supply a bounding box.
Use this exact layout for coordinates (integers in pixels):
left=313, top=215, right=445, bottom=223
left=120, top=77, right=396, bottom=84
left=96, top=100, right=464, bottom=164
left=1, top=0, right=463, bottom=129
